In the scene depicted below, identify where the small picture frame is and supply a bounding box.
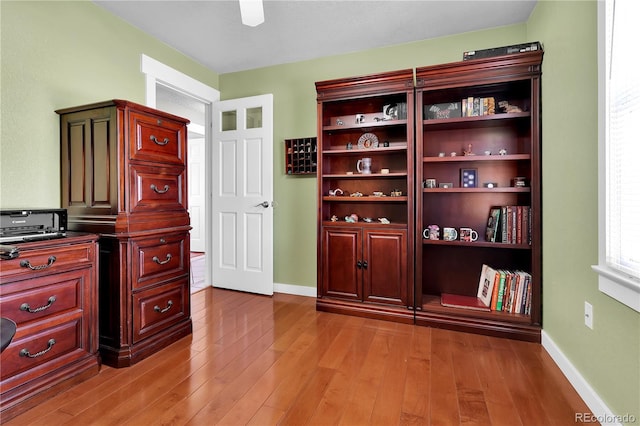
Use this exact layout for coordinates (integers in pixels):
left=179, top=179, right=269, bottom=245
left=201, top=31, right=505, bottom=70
left=461, top=168, right=478, bottom=188
left=424, top=178, right=437, bottom=188
left=438, top=182, right=453, bottom=189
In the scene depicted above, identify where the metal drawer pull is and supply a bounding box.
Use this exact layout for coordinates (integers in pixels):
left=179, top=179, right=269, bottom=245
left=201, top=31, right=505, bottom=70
left=19, top=339, right=56, bottom=358
left=154, top=300, right=173, bottom=314
left=150, top=135, right=170, bottom=145
left=150, top=184, right=170, bottom=194
left=152, top=254, right=172, bottom=265
left=20, top=296, right=57, bottom=313
left=19, top=256, right=56, bottom=271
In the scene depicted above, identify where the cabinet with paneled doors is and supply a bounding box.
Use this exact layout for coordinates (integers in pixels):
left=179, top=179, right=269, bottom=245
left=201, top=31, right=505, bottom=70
left=315, top=70, right=415, bottom=323
left=414, top=50, right=543, bottom=342
left=57, top=100, right=192, bottom=367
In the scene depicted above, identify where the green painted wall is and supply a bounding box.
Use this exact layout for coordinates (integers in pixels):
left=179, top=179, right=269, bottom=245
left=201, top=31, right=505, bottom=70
left=0, top=0, right=219, bottom=208
left=219, top=25, right=527, bottom=289
left=527, top=1, right=640, bottom=422
left=2, top=0, right=638, bottom=421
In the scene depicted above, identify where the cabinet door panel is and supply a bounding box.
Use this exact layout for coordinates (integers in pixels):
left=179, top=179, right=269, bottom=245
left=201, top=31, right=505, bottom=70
left=363, top=229, right=407, bottom=305
left=322, top=227, right=361, bottom=300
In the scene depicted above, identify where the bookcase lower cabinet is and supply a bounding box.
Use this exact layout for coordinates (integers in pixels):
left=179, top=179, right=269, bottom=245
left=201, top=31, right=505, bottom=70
left=318, top=225, right=412, bottom=323
left=414, top=51, right=544, bottom=342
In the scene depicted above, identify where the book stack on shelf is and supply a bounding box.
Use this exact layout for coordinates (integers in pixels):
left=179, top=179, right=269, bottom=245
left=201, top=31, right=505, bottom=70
left=476, top=264, right=532, bottom=315
left=485, top=205, right=532, bottom=245
left=461, top=96, right=496, bottom=117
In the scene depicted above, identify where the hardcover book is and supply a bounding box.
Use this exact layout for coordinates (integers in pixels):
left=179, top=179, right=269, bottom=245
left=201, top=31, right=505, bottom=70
left=476, top=263, right=496, bottom=307
left=485, top=207, right=501, bottom=242
left=441, top=293, right=491, bottom=312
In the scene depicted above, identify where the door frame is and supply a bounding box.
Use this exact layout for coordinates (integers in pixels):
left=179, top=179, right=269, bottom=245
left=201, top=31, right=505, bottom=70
left=141, top=54, right=220, bottom=290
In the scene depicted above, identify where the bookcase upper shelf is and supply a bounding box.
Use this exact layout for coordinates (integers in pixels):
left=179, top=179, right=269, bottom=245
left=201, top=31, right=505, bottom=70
left=323, top=118, right=408, bottom=132
left=422, top=154, right=530, bottom=163
left=422, top=187, right=530, bottom=193
left=324, top=145, right=408, bottom=155
left=422, top=112, right=531, bottom=129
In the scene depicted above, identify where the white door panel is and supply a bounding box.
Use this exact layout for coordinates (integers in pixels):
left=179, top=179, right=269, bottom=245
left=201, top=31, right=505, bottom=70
left=212, top=94, right=273, bottom=295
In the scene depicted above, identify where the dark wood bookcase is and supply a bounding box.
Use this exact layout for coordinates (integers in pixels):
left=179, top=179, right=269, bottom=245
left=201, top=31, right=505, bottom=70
left=414, top=51, right=544, bottom=342
left=315, top=70, right=415, bottom=323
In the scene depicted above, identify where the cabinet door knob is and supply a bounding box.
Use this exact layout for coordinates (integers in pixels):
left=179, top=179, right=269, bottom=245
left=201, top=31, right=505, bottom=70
left=356, top=260, right=362, bottom=269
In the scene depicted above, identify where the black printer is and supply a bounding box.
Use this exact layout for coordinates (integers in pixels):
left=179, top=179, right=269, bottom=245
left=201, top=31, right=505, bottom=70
left=0, top=209, right=67, bottom=244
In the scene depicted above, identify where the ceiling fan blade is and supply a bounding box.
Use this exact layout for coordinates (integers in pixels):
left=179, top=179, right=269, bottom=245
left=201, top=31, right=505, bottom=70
left=239, top=0, right=264, bottom=27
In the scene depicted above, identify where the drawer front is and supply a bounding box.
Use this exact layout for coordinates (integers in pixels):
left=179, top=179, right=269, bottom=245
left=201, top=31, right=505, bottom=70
left=0, top=271, right=84, bottom=325
left=0, top=318, right=84, bottom=381
left=129, top=110, right=186, bottom=165
left=129, top=163, right=187, bottom=213
left=132, top=232, right=189, bottom=290
left=133, top=278, right=189, bottom=343
left=0, top=243, right=93, bottom=278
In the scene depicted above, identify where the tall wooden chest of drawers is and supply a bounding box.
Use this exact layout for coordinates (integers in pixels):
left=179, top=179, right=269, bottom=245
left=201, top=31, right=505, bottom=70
left=57, top=100, right=192, bottom=368
left=0, top=233, right=100, bottom=421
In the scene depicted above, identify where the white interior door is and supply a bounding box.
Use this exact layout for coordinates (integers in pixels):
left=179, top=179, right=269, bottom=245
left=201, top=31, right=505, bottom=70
left=188, top=137, right=206, bottom=252
left=212, top=94, right=273, bottom=295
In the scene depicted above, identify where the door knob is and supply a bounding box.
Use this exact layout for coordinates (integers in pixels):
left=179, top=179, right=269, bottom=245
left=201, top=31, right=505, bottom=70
left=254, top=201, right=270, bottom=208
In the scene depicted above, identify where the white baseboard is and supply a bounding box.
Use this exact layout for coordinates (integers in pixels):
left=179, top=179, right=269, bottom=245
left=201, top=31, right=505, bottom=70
left=542, top=331, right=624, bottom=426
left=273, top=282, right=317, bottom=298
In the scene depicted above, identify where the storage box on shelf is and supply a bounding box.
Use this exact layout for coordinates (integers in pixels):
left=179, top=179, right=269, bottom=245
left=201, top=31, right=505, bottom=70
left=414, top=50, right=543, bottom=342
left=315, top=70, right=415, bottom=323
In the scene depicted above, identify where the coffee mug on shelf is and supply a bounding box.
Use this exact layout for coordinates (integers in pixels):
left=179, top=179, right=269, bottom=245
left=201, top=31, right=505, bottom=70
left=423, top=225, right=440, bottom=240
left=356, top=157, right=372, bottom=174
left=459, top=227, right=479, bottom=242
left=443, top=227, right=458, bottom=241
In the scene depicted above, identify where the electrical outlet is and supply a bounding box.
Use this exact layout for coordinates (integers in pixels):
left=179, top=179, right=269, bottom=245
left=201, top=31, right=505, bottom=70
left=584, top=301, right=593, bottom=329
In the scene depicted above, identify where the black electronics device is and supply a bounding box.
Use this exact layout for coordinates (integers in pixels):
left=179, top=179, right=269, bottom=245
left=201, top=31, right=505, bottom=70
left=463, top=41, right=542, bottom=61
left=0, top=209, right=67, bottom=244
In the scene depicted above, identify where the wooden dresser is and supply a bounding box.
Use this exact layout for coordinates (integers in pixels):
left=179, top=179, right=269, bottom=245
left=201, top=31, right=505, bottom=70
left=0, top=233, right=99, bottom=422
left=56, top=100, right=192, bottom=368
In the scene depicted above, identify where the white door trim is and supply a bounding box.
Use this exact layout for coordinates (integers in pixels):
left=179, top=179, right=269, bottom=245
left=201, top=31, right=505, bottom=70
left=141, top=54, right=220, bottom=291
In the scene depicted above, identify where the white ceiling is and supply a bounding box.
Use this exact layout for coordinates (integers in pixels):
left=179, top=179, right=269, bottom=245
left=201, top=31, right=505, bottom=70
left=93, top=0, right=537, bottom=74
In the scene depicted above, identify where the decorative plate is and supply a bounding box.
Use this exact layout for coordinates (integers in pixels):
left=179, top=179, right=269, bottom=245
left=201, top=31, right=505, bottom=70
left=357, top=133, right=379, bottom=149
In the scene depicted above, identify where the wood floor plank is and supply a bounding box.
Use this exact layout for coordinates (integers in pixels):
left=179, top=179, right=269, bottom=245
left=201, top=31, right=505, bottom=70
left=337, top=325, right=392, bottom=425
left=401, top=325, right=431, bottom=423
left=3, top=288, right=594, bottom=426
left=450, top=332, right=492, bottom=426
left=429, top=327, right=461, bottom=426
left=306, top=317, right=374, bottom=425
left=369, top=325, right=412, bottom=425
left=467, top=332, right=524, bottom=426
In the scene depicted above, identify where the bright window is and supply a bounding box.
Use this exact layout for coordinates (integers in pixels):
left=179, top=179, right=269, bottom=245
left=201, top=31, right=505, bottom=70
left=593, top=0, right=640, bottom=312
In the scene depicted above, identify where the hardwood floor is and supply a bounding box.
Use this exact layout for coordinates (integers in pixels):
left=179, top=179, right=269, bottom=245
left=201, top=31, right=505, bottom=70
left=4, top=288, right=591, bottom=425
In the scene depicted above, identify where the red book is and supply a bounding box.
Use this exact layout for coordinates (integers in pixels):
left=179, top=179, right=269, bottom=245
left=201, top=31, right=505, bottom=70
left=441, top=293, right=491, bottom=312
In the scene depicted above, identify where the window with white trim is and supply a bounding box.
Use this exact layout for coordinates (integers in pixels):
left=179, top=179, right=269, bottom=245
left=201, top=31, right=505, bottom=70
left=593, top=0, right=640, bottom=312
